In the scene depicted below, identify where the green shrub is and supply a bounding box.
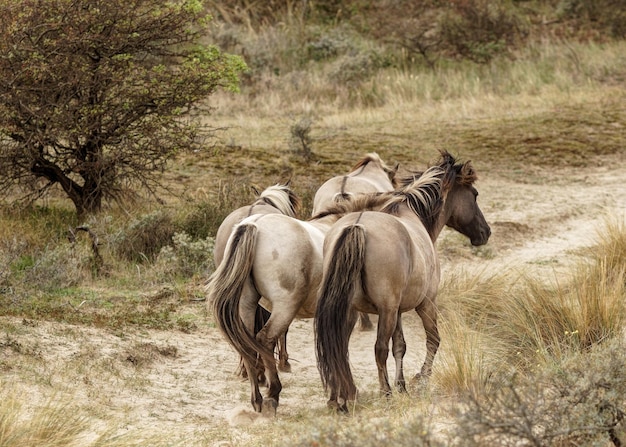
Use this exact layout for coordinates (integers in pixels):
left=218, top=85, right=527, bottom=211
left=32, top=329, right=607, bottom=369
left=22, top=243, right=92, bottom=290
left=455, top=338, right=626, bottom=446
left=439, top=0, right=526, bottom=63
left=112, top=211, right=177, bottom=263
left=154, top=232, right=215, bottom=279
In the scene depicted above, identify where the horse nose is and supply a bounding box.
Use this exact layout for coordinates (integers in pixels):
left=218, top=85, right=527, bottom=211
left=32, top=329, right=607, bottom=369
left=472, top=224, right=491, bottom=246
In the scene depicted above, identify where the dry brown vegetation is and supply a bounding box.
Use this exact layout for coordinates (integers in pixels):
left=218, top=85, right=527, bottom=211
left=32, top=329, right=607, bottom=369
left=1, top=1, right=626, bottom=446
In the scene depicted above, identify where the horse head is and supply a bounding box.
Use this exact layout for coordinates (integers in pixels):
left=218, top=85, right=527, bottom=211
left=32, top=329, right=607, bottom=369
left=441, top=154, right=491, bottom=246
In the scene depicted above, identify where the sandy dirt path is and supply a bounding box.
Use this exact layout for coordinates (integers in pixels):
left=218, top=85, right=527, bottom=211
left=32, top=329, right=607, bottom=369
left=1, top=154, right=624, bottom=445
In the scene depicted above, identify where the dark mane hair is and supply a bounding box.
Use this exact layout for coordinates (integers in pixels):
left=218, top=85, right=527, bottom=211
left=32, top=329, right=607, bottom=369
left=398, top=150, right=477, bottom=191
left=382, top=166, right=445, bottom=236
left=311, top=192, right=388, bottom=220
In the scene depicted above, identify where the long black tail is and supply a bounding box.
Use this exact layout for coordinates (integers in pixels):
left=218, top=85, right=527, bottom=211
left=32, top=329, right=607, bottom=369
left=315, top=224, right=365, bottom=401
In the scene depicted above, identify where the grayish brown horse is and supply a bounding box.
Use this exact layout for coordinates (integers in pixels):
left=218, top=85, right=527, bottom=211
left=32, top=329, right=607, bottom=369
left=312, top=152, right=398, bottom=216
left=313, top=152, right=399, bottom=331
left=315, top=151, right=491, bottom=413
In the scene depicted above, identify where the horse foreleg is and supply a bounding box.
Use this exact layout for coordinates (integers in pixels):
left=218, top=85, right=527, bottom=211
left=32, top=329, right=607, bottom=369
left=391, top=313, right=407, bottom=393
left=415, top=300, right=440, bottom=381
left=375, top=311, right=397, bottom=397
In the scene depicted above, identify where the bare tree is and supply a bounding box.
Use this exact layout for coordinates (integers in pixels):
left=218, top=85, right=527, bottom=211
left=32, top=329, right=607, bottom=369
left=0, top=0, right=246, bottom=217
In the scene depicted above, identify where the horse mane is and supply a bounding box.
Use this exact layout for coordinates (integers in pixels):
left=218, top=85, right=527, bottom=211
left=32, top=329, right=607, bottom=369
left=315, top=151, right=476, bottom=235
left=381, top=150, right=475, bottom=236
left=350, top=153, right=382, bottom=172
left=398, top=150, right=477, bottom=190
left=382, top=167, right=445, bottom=236
left=311, top=192, right=389, bottom=220
left=258, top=184, right=301, bottom=217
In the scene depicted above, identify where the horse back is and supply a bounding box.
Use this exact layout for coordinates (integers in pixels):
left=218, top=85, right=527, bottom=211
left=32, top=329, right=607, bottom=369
left=214, top=204, right=283, bottom=266
left=326, top=211, right=438, bottom=313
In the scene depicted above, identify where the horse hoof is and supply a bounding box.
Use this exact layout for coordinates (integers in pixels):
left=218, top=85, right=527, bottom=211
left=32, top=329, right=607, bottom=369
left=327, top=399, right=349, bottom=414
left=413, top=373, right=430, bottom=384
left=261, top=398, right=278, bottom=417
left=278, top=361, right=292, bottom=373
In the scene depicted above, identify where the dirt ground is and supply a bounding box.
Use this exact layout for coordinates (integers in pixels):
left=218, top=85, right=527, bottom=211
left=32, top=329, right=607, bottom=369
left=1, top=153, right=624, bottom=445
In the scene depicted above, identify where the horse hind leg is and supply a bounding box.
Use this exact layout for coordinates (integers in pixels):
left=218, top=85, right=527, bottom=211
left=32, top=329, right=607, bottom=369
left=358, top=312, right=374, bottom=331
left=236, top=304, right=271, bottom=382
left=392, top=313, right=407, bottom=393
left=255, top=309, right=299, bottom=415
left=415, top=299, right=440, bottom=381
left=239, top=286, right=267, bottom=411
left=256, top=305, right=291, bottom=374
left=374, top=310, right=397, bottom=397
left=277, top=330, right=291, bottom=373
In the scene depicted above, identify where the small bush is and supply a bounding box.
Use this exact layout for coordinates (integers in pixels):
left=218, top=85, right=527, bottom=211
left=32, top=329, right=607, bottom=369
left=112, top=211, right=177, bottom=263
left=455, top=338, right=626, bottom=447
left=328, top=50, right=385, bottom=85
left=22, top=243, right=93, bottom=290
left=438, top=0, right=526, bottom=63
left=289, top=117, right=314, bottom=160
left=558, top=0, right=626, bottom=38
left=154, top=232, right=215, bottom=279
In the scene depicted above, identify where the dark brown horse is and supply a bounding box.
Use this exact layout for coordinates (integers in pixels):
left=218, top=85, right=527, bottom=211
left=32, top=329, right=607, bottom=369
left=315, top=151, right=491, bottom=412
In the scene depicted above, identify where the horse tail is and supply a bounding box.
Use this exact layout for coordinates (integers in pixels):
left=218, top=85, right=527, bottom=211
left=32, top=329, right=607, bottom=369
left=315, top=224, right=364, bottom=401
left=206, top=224, right=274, bottom=369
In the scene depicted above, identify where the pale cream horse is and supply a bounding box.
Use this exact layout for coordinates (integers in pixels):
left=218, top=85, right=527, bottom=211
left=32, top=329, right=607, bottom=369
left=213, top=183, right=300, bottom=374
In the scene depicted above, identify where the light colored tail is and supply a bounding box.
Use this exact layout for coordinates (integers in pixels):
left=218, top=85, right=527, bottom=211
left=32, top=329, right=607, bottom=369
left=206, top=224, right=273, bottom=368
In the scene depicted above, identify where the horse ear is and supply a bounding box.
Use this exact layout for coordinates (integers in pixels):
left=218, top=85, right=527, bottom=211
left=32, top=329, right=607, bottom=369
left=251, top=185, right=261, bottom=196
left=459, top=161, right=477, bottom=184
left=284, top=178, right=292, bottom=187
left=393, top=162, right=399, bottom=174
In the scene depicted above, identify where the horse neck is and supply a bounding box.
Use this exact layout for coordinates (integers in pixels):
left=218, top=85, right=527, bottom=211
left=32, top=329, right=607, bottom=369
left=397, top=194, right=448, bottom=243
left=431, top=194, right=454, bottom=242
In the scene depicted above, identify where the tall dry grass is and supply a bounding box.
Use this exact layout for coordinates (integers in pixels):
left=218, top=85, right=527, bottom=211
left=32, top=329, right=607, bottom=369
left=208, top=39, right=626, bottom=120
left=434, top=217, right=626, bottom=397
left=0, top=385, right=177, bottom=447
